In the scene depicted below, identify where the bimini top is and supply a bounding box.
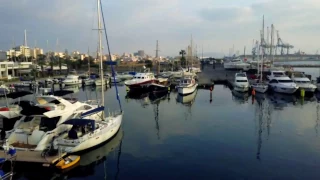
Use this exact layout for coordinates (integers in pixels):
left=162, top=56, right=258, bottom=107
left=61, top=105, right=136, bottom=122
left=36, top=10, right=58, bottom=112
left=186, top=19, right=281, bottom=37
left=0, top=91, right=33, bottom=99
left=62, top=119, right=96, bottom=129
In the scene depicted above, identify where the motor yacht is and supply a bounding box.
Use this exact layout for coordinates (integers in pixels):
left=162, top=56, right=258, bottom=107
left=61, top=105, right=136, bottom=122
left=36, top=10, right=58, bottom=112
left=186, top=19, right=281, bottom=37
left=233, top=72, right=249, bottom=92
left=267, top=70, right=299, bottom=94
left=224, top=58, right=251, bottom=71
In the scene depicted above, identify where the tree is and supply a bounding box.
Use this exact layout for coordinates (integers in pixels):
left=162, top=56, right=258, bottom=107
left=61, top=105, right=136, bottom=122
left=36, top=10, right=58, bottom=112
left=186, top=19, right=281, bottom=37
left=180, top=56, right=186, bottom=67
left=77, top=59, right=83, bottom=69
left=37, top=54, right=46, bottom=77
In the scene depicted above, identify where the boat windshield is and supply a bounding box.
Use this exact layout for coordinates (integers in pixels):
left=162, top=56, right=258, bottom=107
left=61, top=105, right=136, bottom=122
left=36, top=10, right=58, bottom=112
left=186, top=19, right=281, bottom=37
left=278, top=80, right=293, bottom=83
left=236, top=73, right=246, bottom=77
left=295, top=80, right=310, bottom=83
left=273, top=72, right=285, bottom=76
left=236, top=80, right=248, bottom=82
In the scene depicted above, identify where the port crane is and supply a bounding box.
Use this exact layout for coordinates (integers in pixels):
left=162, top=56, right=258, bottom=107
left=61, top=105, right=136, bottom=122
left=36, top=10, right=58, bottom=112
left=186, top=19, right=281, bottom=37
left=276, top=30, right=294, bottom=55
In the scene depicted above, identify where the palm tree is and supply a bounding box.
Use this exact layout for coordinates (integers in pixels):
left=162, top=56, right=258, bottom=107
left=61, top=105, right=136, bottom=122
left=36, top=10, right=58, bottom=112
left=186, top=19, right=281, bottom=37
left=179, top=50, right=186, bottom=67
left=38, top=54, right=46, bottom=77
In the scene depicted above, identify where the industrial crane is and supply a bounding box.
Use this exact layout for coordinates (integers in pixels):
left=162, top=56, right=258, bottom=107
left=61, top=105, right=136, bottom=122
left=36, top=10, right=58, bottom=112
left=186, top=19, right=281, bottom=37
left=276, top=30, right=294, bottom=55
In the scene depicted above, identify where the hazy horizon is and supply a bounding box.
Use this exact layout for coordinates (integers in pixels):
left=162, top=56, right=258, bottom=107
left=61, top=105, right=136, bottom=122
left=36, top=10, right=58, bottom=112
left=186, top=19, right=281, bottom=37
left=0, top=0, right=319, bottom=57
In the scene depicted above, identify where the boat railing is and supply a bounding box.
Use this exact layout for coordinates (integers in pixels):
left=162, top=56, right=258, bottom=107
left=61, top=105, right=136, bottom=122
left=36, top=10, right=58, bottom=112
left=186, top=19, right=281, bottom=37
left=82, top=100, right=100, bottom=105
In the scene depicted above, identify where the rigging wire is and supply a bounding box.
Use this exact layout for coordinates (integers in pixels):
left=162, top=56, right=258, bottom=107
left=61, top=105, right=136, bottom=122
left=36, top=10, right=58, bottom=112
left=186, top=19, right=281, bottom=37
left=99, top=0, right=123, bottom=112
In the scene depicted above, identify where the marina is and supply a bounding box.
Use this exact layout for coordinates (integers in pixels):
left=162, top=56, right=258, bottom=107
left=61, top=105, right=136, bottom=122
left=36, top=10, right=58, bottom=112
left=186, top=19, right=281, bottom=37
left=1, top=0, right=320, bottom=179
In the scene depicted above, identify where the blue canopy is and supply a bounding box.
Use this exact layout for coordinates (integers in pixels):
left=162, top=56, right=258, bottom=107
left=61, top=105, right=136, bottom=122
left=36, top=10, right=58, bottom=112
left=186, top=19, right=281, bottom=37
left=80, top=106, right=104, bottom=118
left=62, top=119, right=96, bottom=130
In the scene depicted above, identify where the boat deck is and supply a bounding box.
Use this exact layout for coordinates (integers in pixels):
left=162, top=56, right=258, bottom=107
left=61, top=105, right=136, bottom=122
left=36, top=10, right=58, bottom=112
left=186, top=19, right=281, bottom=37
left=0, top=150, right=66, bottom=165
left=11, top=142, right=37, bottom=149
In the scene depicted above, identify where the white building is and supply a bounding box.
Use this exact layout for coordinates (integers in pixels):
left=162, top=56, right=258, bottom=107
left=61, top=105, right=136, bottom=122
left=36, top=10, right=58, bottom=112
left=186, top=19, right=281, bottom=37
left=30, top=48, right=44, bottom=59
left=13, top=45, right=30, bottom=57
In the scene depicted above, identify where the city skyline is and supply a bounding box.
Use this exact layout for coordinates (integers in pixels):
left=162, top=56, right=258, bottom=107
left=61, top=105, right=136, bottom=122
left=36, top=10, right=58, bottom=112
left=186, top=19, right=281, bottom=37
left=0, top=0, right=319, bottom=57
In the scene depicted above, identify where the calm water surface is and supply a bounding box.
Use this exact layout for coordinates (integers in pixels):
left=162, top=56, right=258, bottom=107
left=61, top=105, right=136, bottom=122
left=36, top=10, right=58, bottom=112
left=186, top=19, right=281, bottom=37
left=12, top=82, right=320, bottom=180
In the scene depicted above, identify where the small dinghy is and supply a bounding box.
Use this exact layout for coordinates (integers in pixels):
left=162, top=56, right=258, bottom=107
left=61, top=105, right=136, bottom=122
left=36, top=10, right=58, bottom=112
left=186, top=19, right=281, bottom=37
left=56, top=155, right=80, bottom=170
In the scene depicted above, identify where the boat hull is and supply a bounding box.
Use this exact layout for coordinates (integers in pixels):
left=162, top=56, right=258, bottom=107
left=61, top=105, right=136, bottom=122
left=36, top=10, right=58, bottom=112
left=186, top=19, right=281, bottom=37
left=65, top=113, right=123, bottom=153
left=251, top=84, right=268, bottom=93
left=63, top=80, right=82, bottom=86
left=269, top=85, right=298, bottom=94
left=177, top=83, right=198, bottom=95
left=125, top=80, right=158, bottom=92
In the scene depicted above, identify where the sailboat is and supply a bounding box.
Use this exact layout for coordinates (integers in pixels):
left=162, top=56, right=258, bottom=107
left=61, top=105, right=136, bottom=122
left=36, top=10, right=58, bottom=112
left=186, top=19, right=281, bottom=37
left=251, top=43, right=268, bottom=93
left=53, top=0, right=123, bottom=153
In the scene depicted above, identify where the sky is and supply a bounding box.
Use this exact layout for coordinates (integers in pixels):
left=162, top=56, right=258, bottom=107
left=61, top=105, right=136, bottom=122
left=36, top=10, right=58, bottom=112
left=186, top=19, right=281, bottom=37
left=0, top=0, right=319, bottom=57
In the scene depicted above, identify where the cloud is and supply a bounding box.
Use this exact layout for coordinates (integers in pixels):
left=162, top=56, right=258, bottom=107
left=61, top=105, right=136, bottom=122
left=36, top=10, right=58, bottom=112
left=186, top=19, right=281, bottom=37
left=0, top=0, right=319, bottom=56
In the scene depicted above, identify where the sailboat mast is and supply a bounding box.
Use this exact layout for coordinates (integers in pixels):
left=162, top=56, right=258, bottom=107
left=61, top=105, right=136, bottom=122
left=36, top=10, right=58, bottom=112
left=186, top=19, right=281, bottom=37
left=88, top=47, right=90, bottom=75
left=97, top=0, right=104, bottom=108
left=190, top=35, right=193, bottom=68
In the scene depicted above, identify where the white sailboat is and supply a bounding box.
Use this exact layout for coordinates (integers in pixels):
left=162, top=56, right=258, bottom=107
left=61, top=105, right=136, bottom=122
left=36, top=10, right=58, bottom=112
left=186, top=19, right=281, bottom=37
left=251, top=43, right=268, bottom=93
left=54, top=0, right=123, bottom=153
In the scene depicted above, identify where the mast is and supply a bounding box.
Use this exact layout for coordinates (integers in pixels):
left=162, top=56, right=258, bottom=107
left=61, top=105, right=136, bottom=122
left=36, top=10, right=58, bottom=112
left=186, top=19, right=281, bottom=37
left=190, top=35, right=193, bottom=68
left=202, top=45, right=203, bottom=60
left=97, top=0, right=104, bottom=109
left=88, top=47, right=90, bottom=75
left=271, top=24, right=275, bottom=65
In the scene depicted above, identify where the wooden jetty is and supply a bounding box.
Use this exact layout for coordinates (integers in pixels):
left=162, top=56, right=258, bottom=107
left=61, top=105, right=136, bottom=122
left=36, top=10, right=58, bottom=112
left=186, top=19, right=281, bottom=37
left=0, top=150, right=66, bottom=166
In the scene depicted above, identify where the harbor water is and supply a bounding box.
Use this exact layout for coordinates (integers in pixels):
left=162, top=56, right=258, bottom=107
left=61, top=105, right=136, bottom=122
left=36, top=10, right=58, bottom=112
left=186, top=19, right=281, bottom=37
left=9, top=77, right=320, bottom=179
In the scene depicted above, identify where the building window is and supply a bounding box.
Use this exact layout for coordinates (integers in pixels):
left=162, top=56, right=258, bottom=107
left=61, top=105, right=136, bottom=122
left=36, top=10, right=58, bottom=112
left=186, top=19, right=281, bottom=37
left=1, top=65, right=5, bottom=68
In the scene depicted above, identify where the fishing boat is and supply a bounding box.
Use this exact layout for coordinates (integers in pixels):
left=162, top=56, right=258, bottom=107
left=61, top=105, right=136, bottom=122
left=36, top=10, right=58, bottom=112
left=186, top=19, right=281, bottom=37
left=177, top=89, right=197, bottom=105
left=268, top=70, right=299, bottom=94
left=56, top=155, right=80, bottom=170
left=53, top=0, right=123, bottom=153
left=124, top=70, right=157, bottom=92
left=251, top=43, right=268, bottom=93
left=176, top=74, right=198, bottom=95
left=233, top=72, right=249, bottom=92
left=148, top=78, right=171, bottom=95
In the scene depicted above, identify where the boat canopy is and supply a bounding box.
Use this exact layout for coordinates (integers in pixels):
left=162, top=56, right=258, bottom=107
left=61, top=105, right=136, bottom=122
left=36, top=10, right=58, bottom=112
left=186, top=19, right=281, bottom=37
left=62, top=119, right=95, bottom=130
left=80, top=106, right=104, bottom=118
left=0, top=91, right=33, bottom=99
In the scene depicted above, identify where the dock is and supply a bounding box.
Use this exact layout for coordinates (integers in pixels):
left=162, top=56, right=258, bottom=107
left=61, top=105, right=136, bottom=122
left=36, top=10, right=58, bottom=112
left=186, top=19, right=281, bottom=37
left=0, top=150, right=66, bottom=166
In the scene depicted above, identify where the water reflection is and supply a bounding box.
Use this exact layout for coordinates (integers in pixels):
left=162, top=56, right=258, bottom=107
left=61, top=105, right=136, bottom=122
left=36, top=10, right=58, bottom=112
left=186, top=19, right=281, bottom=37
left=254, top=95, right=272, bottom=161
left=231, top=90, right=249, bottom=104
left=268, top=93, right=297, bottom=110
left=176, top=90, right=197, bottom=105
left=149, top=93, right=168, bottom=140
left=51, top=129, right=123, bottom=180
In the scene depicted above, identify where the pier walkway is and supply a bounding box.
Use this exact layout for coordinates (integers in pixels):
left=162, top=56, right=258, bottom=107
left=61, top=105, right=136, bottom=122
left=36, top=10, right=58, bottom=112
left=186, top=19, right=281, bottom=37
left=0, top=150, right=66, bottom=166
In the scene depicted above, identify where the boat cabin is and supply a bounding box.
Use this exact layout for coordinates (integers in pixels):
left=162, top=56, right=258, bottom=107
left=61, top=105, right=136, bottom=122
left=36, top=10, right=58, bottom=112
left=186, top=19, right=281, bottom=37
left=133, top=73, right=155, bottom=80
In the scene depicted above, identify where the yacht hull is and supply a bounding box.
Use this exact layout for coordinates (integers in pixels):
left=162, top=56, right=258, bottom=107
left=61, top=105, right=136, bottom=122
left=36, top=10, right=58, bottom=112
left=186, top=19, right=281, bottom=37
left=251, top=84, right=268, bottom=93
left=233, top=85, right=249, bottom=92
left=65, top=113, right=123, bottom=153
left=177, top=83, right=198, bottom=95
left=63, top=81, right=82, bottom=86
left=269, top=85, right=298, bottom=94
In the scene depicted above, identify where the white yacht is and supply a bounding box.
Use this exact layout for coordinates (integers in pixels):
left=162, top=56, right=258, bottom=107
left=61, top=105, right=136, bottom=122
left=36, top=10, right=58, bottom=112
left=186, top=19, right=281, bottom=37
left=224, top=58, right=251, bottom=71
left=176, top=75, right=198, bottom=95
left=95, top=78, right=109, bottom=86
left=63, top=75, right=81, bottom=85
left=268, top=71, right=299, bottom=94
left=4, top=95, right=103, bottom=152
left=290, top=72, right=316, bottom=93
left=233, top=72, right=249, bottom=92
